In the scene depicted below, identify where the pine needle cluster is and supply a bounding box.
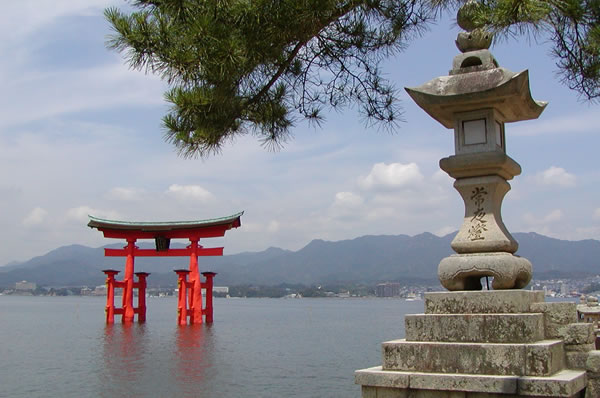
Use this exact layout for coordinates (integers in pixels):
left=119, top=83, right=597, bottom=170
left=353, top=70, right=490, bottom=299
left=106, top=0, right=599, bottom=157
left=106, top=0, right=433, bottom=157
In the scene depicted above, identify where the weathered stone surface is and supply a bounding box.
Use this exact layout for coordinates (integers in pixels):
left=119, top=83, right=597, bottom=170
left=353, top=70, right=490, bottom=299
left=438, top=252, right=532, bottom=291
left=465, top=394, right=526, bottom=398
left=518, top=369, right=587, bottom=397
left=405, top=313, right=544, bottom=343
left=585, top=378, right=600, bottom=398
left=564, top=343, right=595, bottom=352
left=383, top=339, right=562, bottom=376
left=531, top=302, right=578, bottom=339
left=357, top=291, right=588, bottom=398
left=412, top=391, right=466, bottom=398
left=565, top=351, right=590, bottom=370
left=375, top=387, right=408, bottom=398
left=559, top=323, right=595, bottom=345
left=440, top=152, right=521, bottom=181
left=424, top=290, right=544, bottom=314
left=355, top=367, right=410, bottom=389
left=362, top=386, right=377, bottom=398
left=355, top=366, right=519, bottom=394
left=526, top=340, right=564, bottom=376
left=449, top=176, right=518, bottom=254
left=531, top=302, right=577, bottom=324
left=586, top=350, right=600, bottom=373
left=410, top=391, right=466, bottom=398
left=405, top=69, right=547, bottom=129
left=410, top=372, right=518, bottom=394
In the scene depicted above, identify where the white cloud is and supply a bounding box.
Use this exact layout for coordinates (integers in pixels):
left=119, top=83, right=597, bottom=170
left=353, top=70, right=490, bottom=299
left=106, top=187, right=144, bottom=201
left=434, top=226, right=456, bottom=237
left=432, top=169, right=453, bottom=183
left=66, top=206, right=120, bottom=223
left=594, top=208, right=600, bottom=220
left=1, top=1, right=121, bottom=42
left=535, top=166, right=576, bottom=187
left=524, top=209, right=564, bottom=225
left=267, top=220, right=280, bottom=233
left=542, top=209, right=564, bottom=223
left=166, top=184, right=215, bottom=202
left=23, top=207, right=48, bottom=226
left=358, top=162, right=424, bottom=191
left=333, top=192, right=364, bottom=208
left=511, top=110, right=600, bottom=137
left=0, top=63, right=165, bottom=130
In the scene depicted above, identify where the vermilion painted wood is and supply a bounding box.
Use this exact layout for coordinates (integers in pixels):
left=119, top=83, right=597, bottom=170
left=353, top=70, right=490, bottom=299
left=103, top=270, right=119, bottom=323
left=174, top=270, right=190, bottom=326
left=104, top=247, right=224, bottom=257
left=121, top=239, right=136, bottom=323
left=188, top=239, right=203, bottom=324
left=135, top=272, right=150, bottom=322
left=202, top=272, right=217, bottom=323
left=98, top=226, right=229, bottom=240
left=90, top=213, right=242, bottom=324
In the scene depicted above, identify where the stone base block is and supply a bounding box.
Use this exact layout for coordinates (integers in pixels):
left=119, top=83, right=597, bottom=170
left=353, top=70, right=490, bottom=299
left=355, top=366, right=409, bottom=389
left=405, top=313, right=544, bottom=343
left=586, top=350, right=600, bottom=373
left=559, top=323, right=596, bottom=346
left=438, top=252, right=532, bottom=291
left=530, top=302, right=578, bottom=338
left=585, top=378, right=600, bottom=398
left=356, top=367, right=587, bottom=397
left=566, top=351, right=590, bottom=370
left=424, top=290, right=544, bottom=315
left=383, top=339, right=564, bottom=376
left=518, top=369, right=587, bottom=397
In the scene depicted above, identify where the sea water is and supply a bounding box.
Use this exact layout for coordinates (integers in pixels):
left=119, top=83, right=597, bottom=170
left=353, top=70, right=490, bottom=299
left=0, top=296, right=422, bottom=397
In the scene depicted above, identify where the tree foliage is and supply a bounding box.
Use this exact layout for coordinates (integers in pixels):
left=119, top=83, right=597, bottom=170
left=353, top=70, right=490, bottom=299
left=456, top=0, right=600, bottom=102
left=106, top=0, right=599, bottom=157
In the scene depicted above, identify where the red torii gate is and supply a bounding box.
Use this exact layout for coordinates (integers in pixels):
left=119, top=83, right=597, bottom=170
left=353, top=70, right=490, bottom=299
left=88, top=212, right=243, bottom=324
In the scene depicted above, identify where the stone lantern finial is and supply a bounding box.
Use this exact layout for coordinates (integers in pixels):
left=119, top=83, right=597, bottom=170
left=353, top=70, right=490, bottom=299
left=455, top=0, right=493, bottom=53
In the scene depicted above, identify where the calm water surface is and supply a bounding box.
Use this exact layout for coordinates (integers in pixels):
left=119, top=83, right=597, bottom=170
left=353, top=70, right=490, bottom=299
left=0, top=296, right=423, bottom=397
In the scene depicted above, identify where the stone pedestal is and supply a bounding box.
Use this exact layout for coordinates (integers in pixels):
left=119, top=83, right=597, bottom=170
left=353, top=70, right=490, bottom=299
left=436, top=152, right=533, bottom=291
left=356, top=291, right=599, bottom=397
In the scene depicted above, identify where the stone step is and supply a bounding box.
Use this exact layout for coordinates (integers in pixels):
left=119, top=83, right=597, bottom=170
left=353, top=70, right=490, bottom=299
left=519, top=369, right=588, bottom=397
left=382, top=339, right=564, bottom=377
left=405, top=313, right=545, bottom=343
left=424, top=290, right=545, bottom=314
left=355, top=366, right=587, bottom=397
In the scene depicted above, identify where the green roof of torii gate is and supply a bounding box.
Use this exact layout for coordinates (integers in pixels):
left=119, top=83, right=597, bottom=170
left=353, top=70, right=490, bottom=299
left=87, top=211, right=243, bottom=232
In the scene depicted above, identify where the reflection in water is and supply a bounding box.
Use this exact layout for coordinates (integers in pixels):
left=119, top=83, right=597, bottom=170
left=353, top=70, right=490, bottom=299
left=99, top=323, right=149, bottom=397
left=173, top=324, right=215, bottom=397
left=97, top=322, right=216, bottom=398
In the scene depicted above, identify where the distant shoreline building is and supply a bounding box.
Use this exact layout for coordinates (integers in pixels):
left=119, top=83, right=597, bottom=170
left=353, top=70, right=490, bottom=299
left=15, top=280, right=36, bottom=291
left=376, top=283, right=401, bottom=297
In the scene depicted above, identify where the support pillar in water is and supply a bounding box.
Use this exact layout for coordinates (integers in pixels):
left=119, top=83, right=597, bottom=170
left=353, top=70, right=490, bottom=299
left=202, top=272, right=217, bottom=323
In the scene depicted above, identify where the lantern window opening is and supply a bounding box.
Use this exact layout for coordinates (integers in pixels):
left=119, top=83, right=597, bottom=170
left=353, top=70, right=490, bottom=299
left=495, top=121, right=504, bottom=149
left=462, top=118, right=487, bottom=146
left=460, top=56, right=483, bottom=69
left=453, top=108, right=507, bottom=155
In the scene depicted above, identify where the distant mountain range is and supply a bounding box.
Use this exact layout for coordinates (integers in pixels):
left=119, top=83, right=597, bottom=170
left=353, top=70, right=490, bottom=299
left=1, top=232, right=599, bottom=288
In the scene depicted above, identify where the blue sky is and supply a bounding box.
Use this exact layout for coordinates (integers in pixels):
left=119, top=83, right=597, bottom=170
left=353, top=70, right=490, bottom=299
left=1, top=1, right=599, bottom=266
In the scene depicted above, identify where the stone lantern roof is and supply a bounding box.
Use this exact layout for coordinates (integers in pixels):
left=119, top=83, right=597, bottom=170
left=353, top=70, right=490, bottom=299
left=405, top=1, right=547, bottom=129
left=405, top=66, right=547, bottom=129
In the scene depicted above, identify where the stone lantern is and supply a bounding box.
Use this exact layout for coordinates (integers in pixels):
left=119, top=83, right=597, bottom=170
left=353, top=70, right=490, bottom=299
left=356, top=6, right=594, bottom=397
left=405, top=2, right=547, bottom=291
